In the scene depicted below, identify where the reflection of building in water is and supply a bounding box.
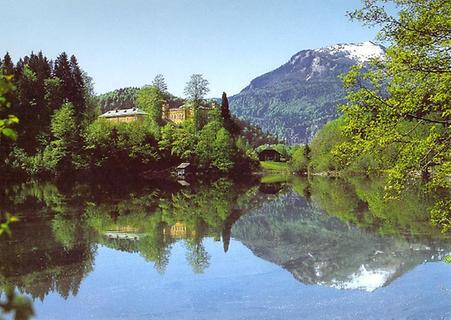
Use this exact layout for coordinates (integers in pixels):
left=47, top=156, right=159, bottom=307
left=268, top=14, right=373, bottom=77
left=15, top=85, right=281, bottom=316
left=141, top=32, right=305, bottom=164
left=104, top=231, right=142, bottom=241
left=163, top=222, right=196, bottom=238
left=104, top=226, right=144, bottom=241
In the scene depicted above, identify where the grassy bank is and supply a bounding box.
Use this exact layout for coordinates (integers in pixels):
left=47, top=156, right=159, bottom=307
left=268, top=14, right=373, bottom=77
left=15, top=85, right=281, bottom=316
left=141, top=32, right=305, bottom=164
left=260, top=161, right=289, bottom=173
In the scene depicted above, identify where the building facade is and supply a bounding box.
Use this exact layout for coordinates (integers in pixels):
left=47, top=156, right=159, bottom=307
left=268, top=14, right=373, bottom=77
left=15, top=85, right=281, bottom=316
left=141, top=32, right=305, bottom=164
left=162, top=102, right=218, bottom=124
left=99, top=108, right=147, bottom=123
left=162, top=105, right=195, bottom=124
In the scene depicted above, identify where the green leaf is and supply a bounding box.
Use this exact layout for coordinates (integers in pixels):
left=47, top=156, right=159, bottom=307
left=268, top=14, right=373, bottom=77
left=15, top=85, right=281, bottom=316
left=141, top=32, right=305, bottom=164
left=1, top=128, right=17, bottom=140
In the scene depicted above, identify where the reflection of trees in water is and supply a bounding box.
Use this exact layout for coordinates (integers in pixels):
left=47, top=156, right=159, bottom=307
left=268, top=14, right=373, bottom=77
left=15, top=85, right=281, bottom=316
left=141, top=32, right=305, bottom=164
left=232, top=178, right=450, bottom=291
left=185, top=239, right=210, bottom=274
left=3, top=176, right=443, bottom=298
left=0, top=219, right=96, bottom=300
left=0, top=177, right=281, bottom=300
left=0, top=181, right=102, bottom=301
left=84, top=178, right=260, bottom=274
left=304, top=176, right=446, bottom=239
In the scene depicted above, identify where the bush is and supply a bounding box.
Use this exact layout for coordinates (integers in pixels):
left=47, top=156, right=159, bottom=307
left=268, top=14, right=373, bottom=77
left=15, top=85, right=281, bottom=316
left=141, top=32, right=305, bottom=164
left=288, top=145, right=309, bottom=174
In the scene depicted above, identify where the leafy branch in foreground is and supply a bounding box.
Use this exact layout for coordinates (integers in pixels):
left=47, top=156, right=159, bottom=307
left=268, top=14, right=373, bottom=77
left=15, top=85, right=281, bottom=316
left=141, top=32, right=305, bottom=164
left=335, top=0, right=450, bottom=231
left=0, top=70, right=34, bottom=320
left=0, top=75, right=18, bottom=140
left=0, top=212, right=19, bottom=237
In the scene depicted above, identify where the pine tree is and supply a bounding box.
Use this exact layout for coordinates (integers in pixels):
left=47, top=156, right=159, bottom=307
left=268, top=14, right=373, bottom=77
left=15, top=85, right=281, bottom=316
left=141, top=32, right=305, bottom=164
left=69, top=55, right=86, bottom=125
left=1, top=53, right=14, bottom=76
left=221, top=92, right=231, bottom=121
left=54, top=52, right=74, bottom=105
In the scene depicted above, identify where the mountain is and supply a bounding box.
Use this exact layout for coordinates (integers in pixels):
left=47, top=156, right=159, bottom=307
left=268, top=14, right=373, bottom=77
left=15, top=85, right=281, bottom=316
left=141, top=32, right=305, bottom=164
left=229, top=41, right=386, bottom=143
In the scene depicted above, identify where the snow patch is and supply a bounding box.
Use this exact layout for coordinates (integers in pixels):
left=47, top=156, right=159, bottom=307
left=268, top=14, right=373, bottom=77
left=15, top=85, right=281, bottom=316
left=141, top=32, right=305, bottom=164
left=325, top=264, right=394, bottom=292
left=316, top=41, right=385, bottom=63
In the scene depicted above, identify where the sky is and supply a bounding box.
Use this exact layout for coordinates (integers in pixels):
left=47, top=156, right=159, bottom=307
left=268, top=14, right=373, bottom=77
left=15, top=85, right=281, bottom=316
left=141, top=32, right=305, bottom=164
left=2, top=0, right=378, bottom=97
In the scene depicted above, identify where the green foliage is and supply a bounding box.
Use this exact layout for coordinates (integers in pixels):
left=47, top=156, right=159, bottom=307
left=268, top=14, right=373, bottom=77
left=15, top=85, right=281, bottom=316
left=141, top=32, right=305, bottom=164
left=1, top=51, right=96, bottom=170
left=10, top=144, right=64, bottom=176
left=430, top=199, right=451, bottom=234
left=196, top=119, right=222, bottom=167
left=335, top=0, right=451, bottom=231
left=0, top=51, right=257, bottom=177
left=84, top=118, right=159, bottom=170
left=136, top=85, right=163, bottom=126
left=159, top=111, right=238, bottom=172
left=340, top=0, right=450, bottom=187
left=0, top=75, right=18, bottom=141
left=0, top=75, right=33, bottom=318
left=288, top=145, right=309, bottom=174
left=51, top=103, right=76, bottom=143
left=0, top=213, right=18, bottom=237
left=162, top=120, right=198, bottom=160
left=212, top=128, right=234, bottom=172
left=11, top=103, right=78, bottom=175
left=309, top=118, right=348, bottom=172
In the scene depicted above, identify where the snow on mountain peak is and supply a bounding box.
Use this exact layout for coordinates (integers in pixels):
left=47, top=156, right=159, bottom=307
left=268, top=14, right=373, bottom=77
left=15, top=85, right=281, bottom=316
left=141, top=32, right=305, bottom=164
left=316, top=41, right=385, bottom=63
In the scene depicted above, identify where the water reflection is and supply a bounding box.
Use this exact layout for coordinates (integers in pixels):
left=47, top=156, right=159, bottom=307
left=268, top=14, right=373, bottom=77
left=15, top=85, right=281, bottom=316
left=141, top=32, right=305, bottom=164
left=233, top=180, right=450, bottom=292
left=0, top=176, right=449, bottom=303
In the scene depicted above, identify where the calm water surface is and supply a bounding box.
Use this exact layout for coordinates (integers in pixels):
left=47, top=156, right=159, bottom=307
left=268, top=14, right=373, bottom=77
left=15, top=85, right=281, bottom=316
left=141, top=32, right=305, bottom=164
left=1, top=176, right=450, bottom=319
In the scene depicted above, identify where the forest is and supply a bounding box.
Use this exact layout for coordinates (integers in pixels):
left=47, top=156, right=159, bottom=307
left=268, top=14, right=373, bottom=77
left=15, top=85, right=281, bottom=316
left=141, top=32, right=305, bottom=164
left=0, top=54, right=281, bottom=180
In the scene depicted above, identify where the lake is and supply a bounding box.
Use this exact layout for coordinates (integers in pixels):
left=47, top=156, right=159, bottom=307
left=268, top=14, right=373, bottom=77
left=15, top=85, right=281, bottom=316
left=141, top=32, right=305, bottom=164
left=1, top=176, right=450, bottom=320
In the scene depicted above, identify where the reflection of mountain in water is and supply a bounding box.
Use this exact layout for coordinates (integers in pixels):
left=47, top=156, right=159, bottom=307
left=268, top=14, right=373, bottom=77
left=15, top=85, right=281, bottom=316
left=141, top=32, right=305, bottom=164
left=1, top=177, right=448, bottom=300
left=232, top=191, right=450, bottom=292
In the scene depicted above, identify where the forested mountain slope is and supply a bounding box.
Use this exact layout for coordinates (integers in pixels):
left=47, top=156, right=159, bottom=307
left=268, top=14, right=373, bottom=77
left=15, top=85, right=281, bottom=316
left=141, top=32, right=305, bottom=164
left=229, top=41, right=385, bottom=143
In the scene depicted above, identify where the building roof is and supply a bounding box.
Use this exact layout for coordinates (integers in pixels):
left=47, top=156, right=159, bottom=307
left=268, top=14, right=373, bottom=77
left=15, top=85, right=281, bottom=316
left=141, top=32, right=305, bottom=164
left=177, top=162, right=191, bottom=169
left=99, top=108, right=147, bottom=118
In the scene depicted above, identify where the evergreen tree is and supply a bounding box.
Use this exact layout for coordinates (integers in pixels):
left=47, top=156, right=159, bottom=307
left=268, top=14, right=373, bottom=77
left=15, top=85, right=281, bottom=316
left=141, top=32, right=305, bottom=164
left=0, top=54, right=17, bottom=120
left=54, top=52, right=73, bottom=103
left=1, top=53, right=14, bottom=76
left=69, top=55, right=86, bottom=122
left=221, top=92, right=230, bottom=121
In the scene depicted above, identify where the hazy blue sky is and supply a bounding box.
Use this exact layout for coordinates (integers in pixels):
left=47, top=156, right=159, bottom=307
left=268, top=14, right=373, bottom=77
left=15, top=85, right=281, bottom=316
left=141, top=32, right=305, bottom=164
left=2, top=0, right=377, bottom=97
